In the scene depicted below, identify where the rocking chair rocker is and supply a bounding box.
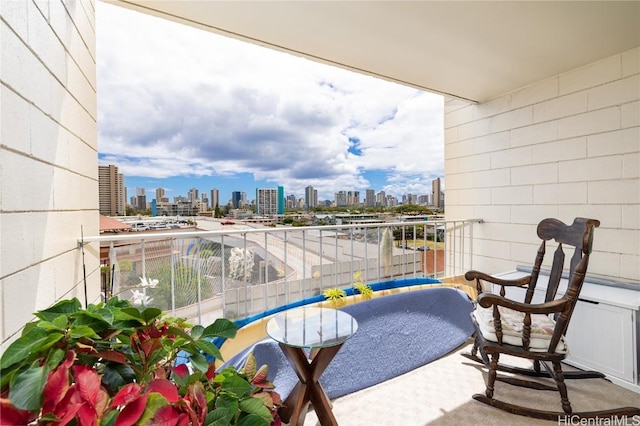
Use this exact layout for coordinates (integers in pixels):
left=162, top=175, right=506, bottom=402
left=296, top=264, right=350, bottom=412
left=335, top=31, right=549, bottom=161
left=463, top=217, right=640, bottom=420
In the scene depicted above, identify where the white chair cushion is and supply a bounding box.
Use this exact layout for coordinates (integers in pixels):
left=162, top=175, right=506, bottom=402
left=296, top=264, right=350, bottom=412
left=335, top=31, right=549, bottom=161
left=473, top=305, right=568, bottom=353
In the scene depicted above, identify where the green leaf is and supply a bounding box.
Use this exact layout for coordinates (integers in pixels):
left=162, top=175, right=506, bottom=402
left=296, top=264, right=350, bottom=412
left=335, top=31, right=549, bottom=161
left=137, top=392, right=169, bottom=425
left=9, top=364, right=49, bottom=410
left=35, top=298, right=82, bottom=321
left=239, top=396, right=272, bottom=420
left=46, top=347, right=67, bottom=370
left=72, top=310, right=114, bottom=332
left=0, top=327, right=51, bottom=369
left=208, top=394, right=238, bottom=425
left=195, top=339, right=224, bottom=362
left=120, top=307, right=144, bottom=320
left=190, top=325, right=204, bottom=340
left=237, top=413, right=270, bottom=426
left=217, top=371, right=253, bottom=396
left=201, top=318, right=238, bottom=339
left=101, top=362, right=136, bottom=394
left=167, top=326, right=194, bottom=343
left=189, top=352, right=209, bottom=373
left=36, top=315, right=68, bottom=332
left=99, top=409, right=119, bottom=426
left=70, top=325, right=100, bottom=339
left=106, top=297, right=132, bottom=308
left=141, top=307, right=162, bottom=323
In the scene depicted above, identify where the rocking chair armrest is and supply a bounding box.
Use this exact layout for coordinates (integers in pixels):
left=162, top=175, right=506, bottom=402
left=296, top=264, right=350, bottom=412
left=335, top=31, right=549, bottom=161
left=477, top=293, right=569, bottom=315
left=465, top=270, right=531, bottom=288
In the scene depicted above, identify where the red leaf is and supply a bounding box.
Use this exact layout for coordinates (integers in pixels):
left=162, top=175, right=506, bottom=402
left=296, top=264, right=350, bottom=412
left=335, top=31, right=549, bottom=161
left=95, top=387, right=110, bottom=418
left=95, top=350, right=128, bottom=364
left=73, top=365, right=102, bottom=407
left=186, top=382, right=207, bottom=424
left=114, top=393, right=148, bottom=426
left=139, top=338, right=163, bottom=359
left=146, top=379, right=179, bottom=403
left=152, top=405, right=181, bottom=426
left=177, top=413, right=190, bottom=426
left=77, top=403, right=98, bottom=426
left=205, top=363, right=216, bottom=381
left=251, top=365, right=270, bottom=386
left=172, top=364, right=189, bottom=381
left=52, top=386, right=84, bottom=426
left=0, top=398, right=31, bottom=425
left=42, top=350, right=75, bottom=414
left=110, top=383, right=142, bottom=408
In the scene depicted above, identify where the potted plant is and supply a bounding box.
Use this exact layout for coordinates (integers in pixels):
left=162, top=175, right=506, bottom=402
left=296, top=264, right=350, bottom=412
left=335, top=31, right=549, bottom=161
left=0, top=297, right=281, bottom=425
left=322, top=287, right=347, bottom=307
left=351, top=271, right=373, bottom=301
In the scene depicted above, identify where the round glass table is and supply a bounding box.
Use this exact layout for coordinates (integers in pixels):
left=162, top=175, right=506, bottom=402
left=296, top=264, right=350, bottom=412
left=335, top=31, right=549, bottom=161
left=266, top=307, right=358, bottom=426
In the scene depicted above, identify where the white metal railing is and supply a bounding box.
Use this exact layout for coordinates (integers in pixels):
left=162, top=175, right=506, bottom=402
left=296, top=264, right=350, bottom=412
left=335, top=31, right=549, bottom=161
left=82, top=218, right=483, bottom=326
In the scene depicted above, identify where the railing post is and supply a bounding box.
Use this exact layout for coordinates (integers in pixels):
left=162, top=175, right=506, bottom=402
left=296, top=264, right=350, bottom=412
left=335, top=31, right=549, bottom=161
left=170, top=239, right=176, bottom=315
left=196, top=238, right=202, bottom=325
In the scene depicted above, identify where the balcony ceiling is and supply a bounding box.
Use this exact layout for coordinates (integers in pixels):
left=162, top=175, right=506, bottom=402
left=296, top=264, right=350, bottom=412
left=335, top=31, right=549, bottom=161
left=113, top=1, right=639, bottom=103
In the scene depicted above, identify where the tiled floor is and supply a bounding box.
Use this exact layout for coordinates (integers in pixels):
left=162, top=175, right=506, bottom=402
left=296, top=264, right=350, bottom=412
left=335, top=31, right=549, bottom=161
left=300, top=340, right=640, bottom=426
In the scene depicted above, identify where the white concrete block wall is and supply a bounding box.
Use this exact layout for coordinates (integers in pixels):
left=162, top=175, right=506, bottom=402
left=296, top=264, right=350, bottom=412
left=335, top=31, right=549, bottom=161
left=1, top=0, right=99, bottom=351
left=445, top=48, right=640, bottom=284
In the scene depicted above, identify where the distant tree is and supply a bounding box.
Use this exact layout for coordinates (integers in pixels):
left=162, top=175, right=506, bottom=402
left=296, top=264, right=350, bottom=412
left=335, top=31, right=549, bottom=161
left=214, top=203, right=222, bottom=218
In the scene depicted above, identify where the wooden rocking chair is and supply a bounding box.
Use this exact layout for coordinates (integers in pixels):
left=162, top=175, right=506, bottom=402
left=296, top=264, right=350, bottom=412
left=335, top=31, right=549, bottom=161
left=463, top=217, right=640, bottom=420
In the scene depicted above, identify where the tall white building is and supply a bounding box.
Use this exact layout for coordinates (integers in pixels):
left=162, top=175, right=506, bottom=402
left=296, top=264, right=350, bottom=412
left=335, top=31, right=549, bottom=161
left=210, top=188, right=220, bottom=209
left=365, top=189, right=376, bottom=207
left=305, top=185, right=317, bottom=209
left=187, top=188, right=199, bottom=204
left=256, top=188, right=278, bottom=216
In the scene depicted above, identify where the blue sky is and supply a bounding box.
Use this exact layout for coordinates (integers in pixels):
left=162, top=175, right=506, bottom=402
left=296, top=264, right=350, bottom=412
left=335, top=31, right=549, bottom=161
left=96, top=3, right=444, bottom=205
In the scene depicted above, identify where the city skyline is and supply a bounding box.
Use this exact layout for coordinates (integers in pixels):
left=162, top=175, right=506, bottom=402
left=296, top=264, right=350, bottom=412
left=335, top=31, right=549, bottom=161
left=124, top=179, right=441, bottom=208
left=122, top=178, right=444, bottom=208
left=96, top=2, right=445, bottom=203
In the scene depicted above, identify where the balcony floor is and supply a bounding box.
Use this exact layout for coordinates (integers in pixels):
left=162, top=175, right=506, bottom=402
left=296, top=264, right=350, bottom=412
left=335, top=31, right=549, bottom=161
left=302, top=340, right=639, bottom=425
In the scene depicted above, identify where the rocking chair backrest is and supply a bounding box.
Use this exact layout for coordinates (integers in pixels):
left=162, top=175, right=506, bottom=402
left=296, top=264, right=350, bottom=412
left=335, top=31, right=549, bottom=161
left=533, top=217, right=600, bottom=352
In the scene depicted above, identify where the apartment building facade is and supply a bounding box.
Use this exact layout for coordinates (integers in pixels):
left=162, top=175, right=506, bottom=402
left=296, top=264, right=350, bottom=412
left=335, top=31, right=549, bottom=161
left=98, top=165, right=125, bottom=215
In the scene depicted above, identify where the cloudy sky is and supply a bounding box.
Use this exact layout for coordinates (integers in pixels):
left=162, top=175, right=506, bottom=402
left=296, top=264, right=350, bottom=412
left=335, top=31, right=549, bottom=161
left=96, top=2, right=444, bottom=204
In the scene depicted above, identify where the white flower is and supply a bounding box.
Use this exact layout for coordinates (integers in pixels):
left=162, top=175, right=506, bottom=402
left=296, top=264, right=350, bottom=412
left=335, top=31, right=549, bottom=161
left=131, top=289, right=153, bottom=306
left=139, top=276, right=158, bottom=288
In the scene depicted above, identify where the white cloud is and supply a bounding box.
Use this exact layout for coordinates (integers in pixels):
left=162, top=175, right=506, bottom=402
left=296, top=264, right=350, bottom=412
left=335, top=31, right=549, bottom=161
left=97, top=2, right=443, bottom=200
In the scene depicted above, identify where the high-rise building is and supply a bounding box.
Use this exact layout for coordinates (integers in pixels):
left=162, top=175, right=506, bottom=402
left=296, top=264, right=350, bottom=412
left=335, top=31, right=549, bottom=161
left=210, top=188, right=219, bottom=209
left=377, top=191, right=387, bottom=207
left=201, top=194, right=209, bottom=210
left=256, top=188, right=279, bottom=217
left=365, top=189, right=376, bottom=207
left=305, top=185, right=318, bottom=209
left=277, top=186, right=285, bottom=215
left=403, top=193, right=418, bottom=205
left=135, top=187, right=147, bottom=211
left=231, top=191, right=243, bottom=209
left=432, top=177, right=443, bottom=208
left=286, top=194, right=296, bottom=209
left=187, top=188, right=198, bottom=205
left=335, top=191, right=347, bottom=207
left=347, top=191, right=360, bottom=206
left=98, top=165, right=126, bottom=215
left=155, top=188, right=169, bottom=204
